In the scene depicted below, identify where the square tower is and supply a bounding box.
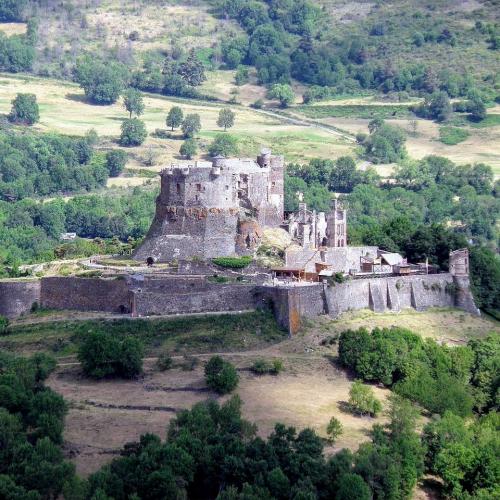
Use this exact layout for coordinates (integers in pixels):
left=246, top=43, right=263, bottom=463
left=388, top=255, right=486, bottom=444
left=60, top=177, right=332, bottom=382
left=325, top=199, right=347, bottom=247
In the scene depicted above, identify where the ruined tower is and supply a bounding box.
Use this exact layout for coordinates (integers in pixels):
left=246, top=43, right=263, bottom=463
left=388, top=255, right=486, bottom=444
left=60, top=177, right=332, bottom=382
left=325, top=199, right=347, bottom=247
left=133, top=150, right=285, bottom=262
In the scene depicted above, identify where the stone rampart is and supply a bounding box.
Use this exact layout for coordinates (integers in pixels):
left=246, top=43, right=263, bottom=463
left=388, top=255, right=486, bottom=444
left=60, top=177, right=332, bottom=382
left=132, top=283, right=255, bottom=316
left=40, top=277, right=132, bottom=314
left=0, top=280, right=41, bottom=318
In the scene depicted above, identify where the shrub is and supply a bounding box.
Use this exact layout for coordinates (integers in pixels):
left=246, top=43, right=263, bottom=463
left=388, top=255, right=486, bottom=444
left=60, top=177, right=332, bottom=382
left=251, top=98, right=264, bottom=109
left=205, top=355, right=239, bottom=394
left=326, top=416, right=343, bottom=443
left=8, top=93, right=39, bottom=125
left=156, top=352, right=173, bottom=371
left=251, top=358, right=284, bottom=375
left=348, top=380, right=382, bottom=417
left=180, top=138, right=197, bottom=159
left=105, top=149, right=128, bottom=177
left=212, top=256, right=252, bottom=268
left=438, top=126, right=469, bottom=145
left=208, top=134, right=239, bottom=157
left=120, top=118, right=147, bottom=146
left=78, top=331, right=144, bottom=379
left=0, top=315, right=9, bottom=334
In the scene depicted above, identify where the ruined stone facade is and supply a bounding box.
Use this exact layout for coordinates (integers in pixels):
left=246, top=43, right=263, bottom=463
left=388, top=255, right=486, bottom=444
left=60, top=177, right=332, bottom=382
left=134, top=149, right=284, bottom=262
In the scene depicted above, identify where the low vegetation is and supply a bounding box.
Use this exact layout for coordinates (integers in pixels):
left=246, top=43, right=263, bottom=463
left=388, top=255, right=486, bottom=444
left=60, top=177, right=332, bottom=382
left=204, top=355, right=239, bottom=394
left=438, top=126, right=470, bottom=145
left=212, top=256, right=252, bottom=269
left=3, top=311, right=286, bottom=356
left=250, top=358, right=284, bottom=375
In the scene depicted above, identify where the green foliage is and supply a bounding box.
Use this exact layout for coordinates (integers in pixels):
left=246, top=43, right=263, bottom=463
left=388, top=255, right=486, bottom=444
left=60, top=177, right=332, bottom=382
left=338, top=327, right=492, bottom=416
left=166, top=106, right=184, bottom=131
left=423, top=411, right=500, bottom=498
left=119, top=118, right=147, bottom=146
left=0, top=32, right=34, bottom=72
left=204, top=355, right=239, bottom=394
left=326, top=416, right=343, bottom=444
left=208, top=134, right=239, bottom=157
left=250, top=358, right=283, bottom=375
left=298, top=104, right=412, bottom=120
left=469, top=246, right=500, bottom=311
left=0, top=315, right=9, bottom=333
left=212, top=256, right=252, bottom=268
left=267, top=83, right=294, bottom=107
left=217, top=108, right=236, bottom=131
left=156, top=352, right=173, bottom=371
left=105, top=149, right=127, bottom=177
left=0, top=351, right=74, bottom=498
left=348, top=380, right=382, bottom=417
left=438, top=126, right=469, bottom=145
left=0, top=0, right=27, bottom=22
left=8, top=93, right=39, bottom=125
left=74, top=57, right=128, bottom=105
left=336, top=473, right=371, bottom=500
left=77, top=331, right=144, bottom=379
left=180, top=138, right=197, bottom=159
left=181, top=113, right=201, bottom=138
left=122, top=87, right=144, bottom=118
left=364, top=121, right=407, bottom=163
left=234, top=66, right=249, bottom=85
left=414, top=91, right=452, bottom=122
left=0, top=128, right=105, bottom=202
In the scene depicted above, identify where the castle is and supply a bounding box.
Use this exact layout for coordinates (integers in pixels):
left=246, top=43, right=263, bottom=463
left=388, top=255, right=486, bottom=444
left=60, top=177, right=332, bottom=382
left=0, top=150, right=481, bottom=334
left=134, top=149, right=284, bottom=262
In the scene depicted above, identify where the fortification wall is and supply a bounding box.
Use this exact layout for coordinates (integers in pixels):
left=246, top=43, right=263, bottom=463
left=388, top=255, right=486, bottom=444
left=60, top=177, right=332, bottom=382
left=132, top=283, right=255, bottom=316
left=324, top=274, right=456, bottom=318
left=40, top=277, right=132, bottom=313
left=0, top=280, right=41, bottom=318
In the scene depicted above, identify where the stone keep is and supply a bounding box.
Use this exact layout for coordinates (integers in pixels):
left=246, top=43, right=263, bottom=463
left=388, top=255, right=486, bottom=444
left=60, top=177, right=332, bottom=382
left=134, top=150, right=284, bottom=262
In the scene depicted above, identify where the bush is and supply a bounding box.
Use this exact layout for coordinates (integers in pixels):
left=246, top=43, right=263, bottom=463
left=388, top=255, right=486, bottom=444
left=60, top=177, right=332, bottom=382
left=251, top=98, right=264, bottom=109
left=212, top=256, right=252, bottom=268
left=120, top=118, right=147, bottom=146
left=326, top=416, right=343, bottom=443
left=78, top=331, right=144, bottom=379
left=208, top=134, right=239, bottom=157
left=156, top=352, right=173, bottom=371
left=438, top=126, right=470, bottom=145
left=0, top=315, right=9, bottom=334
left=348, top=380, right=382, bottom=417
left=8, top=93, right=39, bottom=125
left=205, top=355, right=239, bottom=394
left=180, top=138, right=197, bottom=159
left=251, top=358, right=284, bottom=375
left=105, top=149, right=128, bottom=176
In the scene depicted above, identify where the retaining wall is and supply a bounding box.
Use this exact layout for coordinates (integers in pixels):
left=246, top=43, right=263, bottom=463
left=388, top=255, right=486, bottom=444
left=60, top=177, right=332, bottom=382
left=0, top=280, right=41, bottom=318
left=40, top=277, right=132, bottom=314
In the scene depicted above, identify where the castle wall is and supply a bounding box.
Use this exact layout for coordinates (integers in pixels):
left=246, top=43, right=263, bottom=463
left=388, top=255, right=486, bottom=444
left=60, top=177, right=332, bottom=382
left=0, top=280, right=41, bottom=318
left=40, top=277, right=132, bottom=313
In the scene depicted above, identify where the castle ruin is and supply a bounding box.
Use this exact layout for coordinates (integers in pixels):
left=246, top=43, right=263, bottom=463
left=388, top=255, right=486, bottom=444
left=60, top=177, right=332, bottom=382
left=134, top=149, right=284, bottom=262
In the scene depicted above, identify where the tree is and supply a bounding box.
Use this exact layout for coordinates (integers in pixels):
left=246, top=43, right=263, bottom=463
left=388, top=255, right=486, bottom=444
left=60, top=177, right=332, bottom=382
left=204, top=356, right=239, bottom=394
left=8, top=93, right=39, bottom=125
left=74, top=57, right=127, bottom=105
left=78, top=331, right=143, bottom=379
left=364, top=123, right=406, bottom=163
left=178, top=49, right=206, bottom=86
left=335, top=474, right=371, bottom=500
left=180, top=138, right=197, bottom=159
left=368, top=117, right=383, bottom=134
left=0, top=0, right=27, bottom=22
left=416, top=91, right=452, bottom=122
left=166, top=106, right=184, bottom=131
left=217, top=108, right=236, bottom=131
left=181, top=114, right=201, bottom=138
left=267, top=83, right=295, bottom=107
left=105, top=150, right=128, bottom=177
left=120, top=118, right=147, bottom=146
left=122, top=88, right=144, bottom=118
left=467, top=96, right=486, bottom=121
left=348, top=380, right=382, bottom=416
left=326, top=417, right=343, bottom=443
left=208, top=134, right=239, bottom=157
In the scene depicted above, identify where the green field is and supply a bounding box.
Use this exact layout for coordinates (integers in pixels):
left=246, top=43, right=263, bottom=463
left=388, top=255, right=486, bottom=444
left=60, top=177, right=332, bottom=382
left=438, top=126, right=470, bottom=145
